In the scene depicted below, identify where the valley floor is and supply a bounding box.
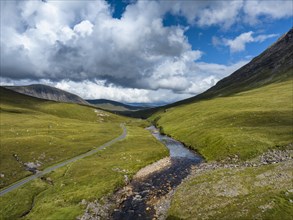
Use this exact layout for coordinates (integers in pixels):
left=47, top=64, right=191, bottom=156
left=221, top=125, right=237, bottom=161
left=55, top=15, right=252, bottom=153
left=1, top=79, right=292, bottom=219
left=1, top=122, right=292, bottom=220
left=0, top=124, right=168, bottom=220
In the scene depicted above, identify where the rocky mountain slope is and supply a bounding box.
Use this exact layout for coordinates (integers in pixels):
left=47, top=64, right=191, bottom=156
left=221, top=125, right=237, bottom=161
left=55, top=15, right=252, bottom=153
left=4, top=84, right=89, bottom=105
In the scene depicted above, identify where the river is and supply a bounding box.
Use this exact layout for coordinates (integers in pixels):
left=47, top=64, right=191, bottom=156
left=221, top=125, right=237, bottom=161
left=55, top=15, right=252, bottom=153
left=112, top=126, right=203, bottom=219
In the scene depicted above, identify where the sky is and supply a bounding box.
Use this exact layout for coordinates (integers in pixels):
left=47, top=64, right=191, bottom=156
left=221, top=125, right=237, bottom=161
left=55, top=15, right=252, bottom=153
left=1, top=0, right=292, bottom=104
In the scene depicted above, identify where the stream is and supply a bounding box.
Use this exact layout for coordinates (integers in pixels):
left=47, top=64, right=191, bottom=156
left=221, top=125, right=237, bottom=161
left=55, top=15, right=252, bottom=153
left=112, top=126, right=203, bottom=219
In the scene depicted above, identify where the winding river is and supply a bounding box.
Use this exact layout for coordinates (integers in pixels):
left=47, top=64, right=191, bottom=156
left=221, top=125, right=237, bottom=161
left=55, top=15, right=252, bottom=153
left=112, top=126, right=203, bottom=219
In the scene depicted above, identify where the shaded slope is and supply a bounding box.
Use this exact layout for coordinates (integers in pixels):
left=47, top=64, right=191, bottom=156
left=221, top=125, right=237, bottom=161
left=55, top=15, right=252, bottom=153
left=172, top=27, right=293, bottom=106
left=87, top=99, right=148, bottom=111
left=5, top=84, right=89, bottom=105
left=126, top=28, right=293, bottom=119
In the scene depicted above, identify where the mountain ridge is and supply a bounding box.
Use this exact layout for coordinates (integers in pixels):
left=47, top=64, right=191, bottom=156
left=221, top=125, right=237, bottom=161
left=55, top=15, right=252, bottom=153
left=4, top=84, right=89, bottom=105
left=169, top=27, right=293, bottom=107
left=86, top=99, right=149, bottom=111
left=125, top=28, right=293, bottom=118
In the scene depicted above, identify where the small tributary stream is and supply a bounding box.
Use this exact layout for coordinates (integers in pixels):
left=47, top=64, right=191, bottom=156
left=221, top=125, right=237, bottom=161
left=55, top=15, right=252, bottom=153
left=112, top=126, right=203, bottom=219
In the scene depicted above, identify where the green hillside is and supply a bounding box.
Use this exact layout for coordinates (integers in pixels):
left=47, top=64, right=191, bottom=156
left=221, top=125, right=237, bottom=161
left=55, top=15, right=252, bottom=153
left=150, top=77, right=293, bottom=161
left=147, top=28, right=293, bottom=220
left=0, top=87, right=125, bottom=188
left=0, top=126, right=168, bottom=220
left=149, top=29, right=293, bottom=161
left=0, top=87, right=169, bottom=219
left=168, top=28, right=293, bottom=107
left=124, top=28, right=293, bottom=119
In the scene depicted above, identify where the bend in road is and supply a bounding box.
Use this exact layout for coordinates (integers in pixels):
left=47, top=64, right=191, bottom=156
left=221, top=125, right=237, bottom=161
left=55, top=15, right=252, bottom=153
left=0, top=123, right=127, bottom=197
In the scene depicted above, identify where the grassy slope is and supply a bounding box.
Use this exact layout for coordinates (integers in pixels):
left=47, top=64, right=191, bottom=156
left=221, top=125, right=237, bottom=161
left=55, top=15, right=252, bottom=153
left=168, top=160, right=293, bottom=220
left=0, top=87, right=125, bottom=188
left=150, top=79, right=293, bottom=161
left=0, top=125, right=168, bottom=220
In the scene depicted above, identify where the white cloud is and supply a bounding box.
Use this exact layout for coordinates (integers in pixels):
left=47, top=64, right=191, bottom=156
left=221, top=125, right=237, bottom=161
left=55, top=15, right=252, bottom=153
left=1, top=59, right=248, bottom=103
left=1, top=0, right=200, bottom=93
left=225, top=31, right=255, bottom=53
left=161, top=0, right=243, bottom=28
left=214, top=31, right=279, bottom=53
left=74, top=20, right=94, bottom=37
left=54, top=80, right=192, bottom=104
left=254, top=34, right=280, bottom=42
left=244, top=1, right=293, bottom=24
left=183, top=60, right=249, bottom=94
left=162, top=0, right=292, bottom=28
left=1, top=0, right=290, bottom=103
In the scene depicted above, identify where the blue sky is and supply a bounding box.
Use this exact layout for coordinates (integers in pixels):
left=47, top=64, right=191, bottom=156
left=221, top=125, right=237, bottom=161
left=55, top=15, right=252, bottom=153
left=1, top=0, right=292, bottom=103
left=108, top=0, right=292, bottom=65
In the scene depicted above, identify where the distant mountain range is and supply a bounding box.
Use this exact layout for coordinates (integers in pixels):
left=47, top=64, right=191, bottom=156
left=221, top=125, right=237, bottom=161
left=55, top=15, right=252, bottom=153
left=3, top=84, right=155, bottom=112
left=4, top=84, right=89, bottom=105
left=86, top=99, right=150, bottom=111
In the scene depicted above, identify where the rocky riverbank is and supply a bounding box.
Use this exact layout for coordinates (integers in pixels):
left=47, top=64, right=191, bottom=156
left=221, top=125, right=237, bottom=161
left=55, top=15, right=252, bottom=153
left=190, top=147, right=293, bottom=176
left=165, top=145, right=293, bottom=219
left=78, top=157, right=199, bottom=220
left=79, top=133, right=292, bottom=220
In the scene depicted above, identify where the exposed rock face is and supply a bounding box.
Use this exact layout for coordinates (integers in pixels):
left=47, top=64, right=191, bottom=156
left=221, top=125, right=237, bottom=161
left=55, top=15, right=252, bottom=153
left=4, top=84, right=89, bottom=105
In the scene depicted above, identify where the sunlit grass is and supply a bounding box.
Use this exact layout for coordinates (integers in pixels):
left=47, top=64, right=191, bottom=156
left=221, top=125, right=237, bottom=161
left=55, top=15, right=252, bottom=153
left=0, top=126, right=168, bottom=220
left=0, top=87, right=125, bottom=188
left=150, top=79, right=293, bottom=161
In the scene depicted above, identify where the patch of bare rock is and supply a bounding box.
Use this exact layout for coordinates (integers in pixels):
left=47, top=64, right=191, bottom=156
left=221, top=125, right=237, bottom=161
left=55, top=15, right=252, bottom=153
left=134, top=157, right=171, bottom=179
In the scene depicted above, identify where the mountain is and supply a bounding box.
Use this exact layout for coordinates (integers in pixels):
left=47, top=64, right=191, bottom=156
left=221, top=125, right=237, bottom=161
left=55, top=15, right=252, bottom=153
left=148, top=28, right=293, bottom=220
left=87, top=99, right=149, bottom=111
left=4, top=84, right=89, bottom=105
left=128, top=28, right=293, bottom=119
left=172, top=27, right=293, bottom=106
left=126, top=102, right=166, bottom=108
left=148, top=28, right=293, bottom=161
